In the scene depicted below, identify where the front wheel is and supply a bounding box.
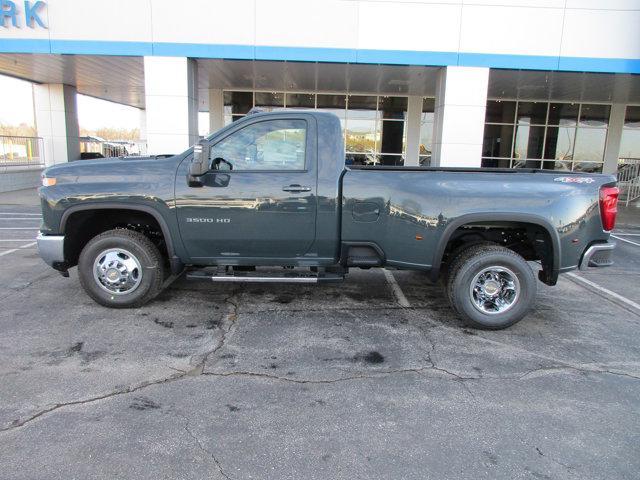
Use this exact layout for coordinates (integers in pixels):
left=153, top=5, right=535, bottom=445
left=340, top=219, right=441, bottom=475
left=446, top=244, right=536, bottom=330
left=78, top=229, right=164, bottom=308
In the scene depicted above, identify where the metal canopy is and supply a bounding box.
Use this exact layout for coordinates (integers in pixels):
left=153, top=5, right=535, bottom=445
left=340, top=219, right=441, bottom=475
left=1, top=53, right=638, bottom=112
left=0, top=53, right=145, bottom=108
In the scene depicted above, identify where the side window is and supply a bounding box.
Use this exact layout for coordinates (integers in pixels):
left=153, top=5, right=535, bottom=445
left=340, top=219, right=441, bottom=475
left=210, top=119, right=307, bottom=171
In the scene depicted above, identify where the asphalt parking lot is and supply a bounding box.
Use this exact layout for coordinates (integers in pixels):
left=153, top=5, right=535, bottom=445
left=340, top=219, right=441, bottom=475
left=1, top=189, right=639, bottom=480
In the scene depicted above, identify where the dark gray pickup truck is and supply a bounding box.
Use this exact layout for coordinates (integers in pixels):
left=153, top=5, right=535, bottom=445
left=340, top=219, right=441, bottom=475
left=37, top=111, right=619, bottom=329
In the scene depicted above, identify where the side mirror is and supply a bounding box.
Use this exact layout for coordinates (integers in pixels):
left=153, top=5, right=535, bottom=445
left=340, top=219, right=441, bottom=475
left=187, top=140, right=210, bottom=187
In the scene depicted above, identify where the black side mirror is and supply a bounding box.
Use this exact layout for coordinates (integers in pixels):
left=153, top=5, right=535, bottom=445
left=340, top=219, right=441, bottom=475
left=187, top=139, right=210, bottom=187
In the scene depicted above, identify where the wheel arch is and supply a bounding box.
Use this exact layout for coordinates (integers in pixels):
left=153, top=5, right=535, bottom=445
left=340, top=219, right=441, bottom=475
left=60, top=203, right=176, bottom=258
left=430, top=212, right=561, bottom=284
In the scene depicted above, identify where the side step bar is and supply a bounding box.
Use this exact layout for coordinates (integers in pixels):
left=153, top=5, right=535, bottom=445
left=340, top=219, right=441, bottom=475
left=186, top=270, right=344, bottom=284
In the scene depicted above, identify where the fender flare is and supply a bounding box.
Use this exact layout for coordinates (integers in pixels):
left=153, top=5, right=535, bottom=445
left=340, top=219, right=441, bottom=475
left=60, top=202, right=176, bottom=258
left=429, top=212, right=561, bottom=283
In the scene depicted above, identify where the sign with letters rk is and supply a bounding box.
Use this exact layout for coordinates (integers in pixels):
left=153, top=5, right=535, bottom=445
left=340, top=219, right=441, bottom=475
left=0, top=1, right=47, bottom=28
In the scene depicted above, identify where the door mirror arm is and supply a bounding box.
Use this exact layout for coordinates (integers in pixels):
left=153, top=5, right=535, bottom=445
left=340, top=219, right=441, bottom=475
left=187, top=139, right=210, bottom=187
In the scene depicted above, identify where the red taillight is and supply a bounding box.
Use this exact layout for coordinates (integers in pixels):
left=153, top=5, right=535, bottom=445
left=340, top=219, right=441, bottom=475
left=599, top=186, right=619, bottom=231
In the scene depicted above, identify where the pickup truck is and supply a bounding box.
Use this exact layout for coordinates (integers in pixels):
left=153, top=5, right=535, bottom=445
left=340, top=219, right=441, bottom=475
left=37, top=111, right=619, bottom=329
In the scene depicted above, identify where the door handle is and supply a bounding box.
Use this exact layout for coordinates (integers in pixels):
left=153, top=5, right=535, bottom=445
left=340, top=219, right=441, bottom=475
left=282, top=184, right=311, bottom=193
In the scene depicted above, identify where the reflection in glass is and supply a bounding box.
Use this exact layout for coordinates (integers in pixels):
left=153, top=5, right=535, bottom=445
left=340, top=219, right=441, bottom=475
left=254, top=92, right=284, bottom=111
left=419, top=155, right=431, bottom=166
left=482, top=158, right=510, bottom=168
left=574, top=128, right=607, bottom=161
left=347, top=95, right=377, bottom=119
left=485, top=101, right=516, bottom=123
left=513, top=159, right=542, bottom=169
left=625, top=106, right=640, bottom=127
left=620, top=129, right=640, bottom=159
left=547, top=103, right=578, bottom=126
left=542, top=160, right=571, bottom=171
left=579, top=104, right=610, bottom=127
left=544, top=126, right=574, bottom=160
left=345, top=119, right=377, bottom=153
left=286, top=93, right=315, bottom=108
left=423, top=98, right=435, bottom=113
left=483, top=124, right=514, bottom=158
left=380, top=96, right=407, bottom=120
left=317, top=94, right=346, bottom=119
left=420, top=118, right=433, bottom=157
left=514, top=125, right=544, bottom=159
left=517, top=102, right=547, bottom=125
left=380, top=120, right=405, bottom=154
left=224, top=91, right=253, bottom=115
left=573, top=162, right=603, bottom=173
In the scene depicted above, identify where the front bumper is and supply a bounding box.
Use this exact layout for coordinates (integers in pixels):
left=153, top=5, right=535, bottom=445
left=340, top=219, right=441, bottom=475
left=579, top=241, right=615, bottom=270
left=36, top=233, right=65, bottom=268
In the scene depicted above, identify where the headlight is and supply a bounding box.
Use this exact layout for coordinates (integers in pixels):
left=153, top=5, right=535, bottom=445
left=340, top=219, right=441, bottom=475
left=42, top=177, right=57, bottom=186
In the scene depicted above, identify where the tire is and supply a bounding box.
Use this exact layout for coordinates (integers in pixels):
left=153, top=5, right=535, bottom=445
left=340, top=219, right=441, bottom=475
left=446, top=244, right=536, bottom=330
left=78, top=229, right=165, bottom=308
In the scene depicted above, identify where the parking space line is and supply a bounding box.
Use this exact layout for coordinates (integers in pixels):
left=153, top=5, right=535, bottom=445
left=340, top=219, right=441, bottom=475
left=0, top=228, right=39, bottom=230
left=611, top=235, right=640, bottom=247
left=614, top=233, right=640, bottom=236
left=0, top=239, right=37, bottom=242
left=0, top=242, right=37, bottom=258
left=0, top=218, right=42, bottom=221
left=0, top=212, right=41, bottom=214
left=383, top=269, right=411, bottom=308
left=566, top=272, right=640, bottom=314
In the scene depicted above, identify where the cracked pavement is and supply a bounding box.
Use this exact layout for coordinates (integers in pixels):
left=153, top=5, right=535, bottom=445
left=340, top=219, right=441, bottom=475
left=1, top=208, right=639, bottom=479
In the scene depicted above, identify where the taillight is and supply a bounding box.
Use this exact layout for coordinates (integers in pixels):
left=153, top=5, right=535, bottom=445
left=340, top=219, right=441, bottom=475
left=599, top=186, right=619, bottom=231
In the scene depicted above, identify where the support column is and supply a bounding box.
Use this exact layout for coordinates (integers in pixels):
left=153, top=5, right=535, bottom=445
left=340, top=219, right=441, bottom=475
left=33, top=84, right=80, bottom=166
left=603, top=103, right=626, bottom=174
left=405, top=96, right=423, bottom=167
left=144, top=57, right=198, bottom=155
left=209, top=88, right=224, bottom=134
left=432, top=66, right=489, bottom=168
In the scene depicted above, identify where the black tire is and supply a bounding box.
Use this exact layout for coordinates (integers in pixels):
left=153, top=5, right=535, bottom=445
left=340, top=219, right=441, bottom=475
left=78, top=229, right=165, bottom=308
left=446, top=244, right=536, bottom=330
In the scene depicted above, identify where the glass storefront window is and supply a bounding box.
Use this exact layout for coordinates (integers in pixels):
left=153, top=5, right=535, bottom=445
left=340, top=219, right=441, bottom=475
left=544, top=126, right=575, bottom=160
left=485, top=101, right=516, bottom=124
left=516, top=102, right=547, bottom=125
left=514, top=125, right=544, bottom=159
left=221, top=90, right=431, bottom=167
left=573, top=128, right=607, bottom=161
left=547, top=103, right=579, bottom=126
left=579, top=104, right=610, bottom=126
left=483, top=99, right=610, bottom=172
left=286, top=93, right=315, bottom=109
left=224, top=91, right=253, bottom=115
left=482, top=124, right=513, bottom=158
left=620, top=105, right=640, bottom=159
left=254, top=92, right=284, bottom=111
left=379, top=96, right=407, bottom=120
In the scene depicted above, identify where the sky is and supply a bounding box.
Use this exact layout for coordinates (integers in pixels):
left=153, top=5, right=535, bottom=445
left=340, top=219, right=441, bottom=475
left=0, top=74, right=140, bottom=131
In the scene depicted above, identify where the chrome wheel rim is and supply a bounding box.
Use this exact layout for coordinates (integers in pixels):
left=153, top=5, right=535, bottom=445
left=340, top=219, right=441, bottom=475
left=93, top=248, right=142, bottom=295
left=469, top=266, right=520, bottom=315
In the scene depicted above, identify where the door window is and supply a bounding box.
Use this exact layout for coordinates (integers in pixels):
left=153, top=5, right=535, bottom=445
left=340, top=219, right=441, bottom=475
left=210, top=119, right=307, bottom=171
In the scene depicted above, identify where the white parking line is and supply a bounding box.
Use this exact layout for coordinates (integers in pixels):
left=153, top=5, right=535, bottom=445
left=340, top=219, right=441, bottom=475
left=0, top=227, right=39, bottom=230
left=0, top=242, right=37, bottom=258
left=611, top=235, right=640, bottom=247
left=0, top=218, right=42, bottom=221
left=0, top=239, right=37, bottom=242
left=0, top=213, right=41, bottom=216
left=614, top=233, right=640, bottom=236
left=383, top=269, right=411, bottom=308
left=566, top=272, right=640, bottom=314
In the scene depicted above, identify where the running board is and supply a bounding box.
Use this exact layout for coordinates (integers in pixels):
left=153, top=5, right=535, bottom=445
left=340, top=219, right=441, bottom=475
left=186, top=270, right=344, bottom=284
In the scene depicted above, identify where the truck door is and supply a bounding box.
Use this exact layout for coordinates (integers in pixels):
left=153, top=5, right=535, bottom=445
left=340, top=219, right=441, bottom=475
left=175, top=116, right=317, bottom=261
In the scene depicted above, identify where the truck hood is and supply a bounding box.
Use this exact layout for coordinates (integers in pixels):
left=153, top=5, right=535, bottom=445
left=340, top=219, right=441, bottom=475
left=42, top=155, right=181, bottom=181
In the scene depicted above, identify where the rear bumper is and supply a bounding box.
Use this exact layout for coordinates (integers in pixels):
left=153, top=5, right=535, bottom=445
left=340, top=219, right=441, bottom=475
left=36, top=233, right=65, bottom=268
left=579, top=241, right=615, bottom=270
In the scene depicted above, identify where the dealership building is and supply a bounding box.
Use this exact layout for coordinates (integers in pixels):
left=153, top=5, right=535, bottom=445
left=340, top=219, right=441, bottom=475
left=0, top=0, right=639, bottom=188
